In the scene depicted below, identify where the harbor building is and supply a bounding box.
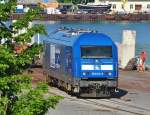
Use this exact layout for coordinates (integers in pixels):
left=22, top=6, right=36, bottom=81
left=39, top=0, right=60, bottom=14
left=109, top=0, right=150, bottom=13
left=16, top=0, right=60, bottom=14
left=2, top=0, right=150, bottom=14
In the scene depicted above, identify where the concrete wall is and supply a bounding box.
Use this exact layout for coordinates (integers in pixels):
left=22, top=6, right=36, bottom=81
left=118, top=30, right=136, bottom=69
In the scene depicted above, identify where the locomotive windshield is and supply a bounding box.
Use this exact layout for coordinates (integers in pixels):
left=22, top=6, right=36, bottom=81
left=81, top=46, right=112, bottom=58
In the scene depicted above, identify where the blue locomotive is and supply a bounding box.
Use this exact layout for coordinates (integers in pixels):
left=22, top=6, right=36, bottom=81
left=43, top=28, right=118, bottom=97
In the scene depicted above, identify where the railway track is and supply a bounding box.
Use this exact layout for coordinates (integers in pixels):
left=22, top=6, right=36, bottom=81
left=86, top=99, right=150, bottom=115
left=49, top=87, right=150, bottom=115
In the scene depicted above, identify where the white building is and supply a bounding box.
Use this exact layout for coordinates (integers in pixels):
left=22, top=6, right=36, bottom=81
left=109, top=0, right=150, bottom=13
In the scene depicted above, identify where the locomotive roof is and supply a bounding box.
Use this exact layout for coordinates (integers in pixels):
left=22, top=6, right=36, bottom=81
left=45, top=27, right=113, bottom=46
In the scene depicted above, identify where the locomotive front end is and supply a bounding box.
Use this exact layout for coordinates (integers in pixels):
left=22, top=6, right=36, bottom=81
left=73, top=33, right=118, bottom=97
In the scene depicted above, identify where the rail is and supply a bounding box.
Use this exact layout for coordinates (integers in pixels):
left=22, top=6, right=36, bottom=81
left=49, top=87, right=150, bottom=115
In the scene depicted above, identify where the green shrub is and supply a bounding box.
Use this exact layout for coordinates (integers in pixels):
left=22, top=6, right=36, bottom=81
left=0, top=1, right=63, bottom=114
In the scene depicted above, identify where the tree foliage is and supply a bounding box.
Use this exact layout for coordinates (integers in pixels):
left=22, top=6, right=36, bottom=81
left=11, top=83, right=63, bottom=115
left=0, top=1, right=46, bottom=77
left=0, top=0, right=62, bottom=114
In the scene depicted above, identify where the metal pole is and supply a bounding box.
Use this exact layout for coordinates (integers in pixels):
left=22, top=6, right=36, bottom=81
left=37, top=33, right=40, bottom=44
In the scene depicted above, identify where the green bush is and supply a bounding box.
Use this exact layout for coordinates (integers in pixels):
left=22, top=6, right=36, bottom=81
left=12, top=83, right=63, bottom=115
left=0, top=1, right=63, bottom=114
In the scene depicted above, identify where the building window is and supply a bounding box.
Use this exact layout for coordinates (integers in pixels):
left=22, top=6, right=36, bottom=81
left=112, top=4, right=116, bottom=9
left=130, top=4, right=133, bottom=9
left=147, top=4, right=150, bottom=9
left=135, top=4, right=142, bottom=11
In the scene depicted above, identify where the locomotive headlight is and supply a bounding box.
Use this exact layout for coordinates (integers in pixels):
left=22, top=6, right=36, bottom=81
left=108, top=72, right=112, bottom=76
left=103, top=72, right=112, bottom=76
left=83, top=72, right=86, bottom=75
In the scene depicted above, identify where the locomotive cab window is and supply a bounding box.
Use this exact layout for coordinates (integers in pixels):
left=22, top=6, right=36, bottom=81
left=81, top=46, right=112, bottom=58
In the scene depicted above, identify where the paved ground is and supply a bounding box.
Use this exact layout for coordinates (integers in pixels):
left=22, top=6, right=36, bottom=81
left=119, top=71, right=150, bottom=93
left=46, top=97, right=123, bottom=115
left=26, top=68, right=150, bottom=115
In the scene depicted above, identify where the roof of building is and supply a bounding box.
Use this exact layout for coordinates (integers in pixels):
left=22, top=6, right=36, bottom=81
left=17, top=0, right=57, bottom=4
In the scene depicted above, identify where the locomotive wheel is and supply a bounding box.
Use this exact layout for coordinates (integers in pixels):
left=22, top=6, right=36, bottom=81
left=67, top=84, right=71, bottom=91
left=46, top=75, right=55, bottom=86
left=46, top=75, right=51, bottom=84
left=67, top=84, right=73, bottom=95
left=58, top=80, right=66, bottom=90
